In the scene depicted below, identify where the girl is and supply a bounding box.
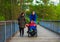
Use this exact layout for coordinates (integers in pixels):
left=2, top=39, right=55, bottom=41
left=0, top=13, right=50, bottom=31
left=18, top=12, right=26, bottom=37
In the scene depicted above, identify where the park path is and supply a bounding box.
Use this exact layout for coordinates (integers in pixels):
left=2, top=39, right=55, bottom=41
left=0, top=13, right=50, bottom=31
left=9, top=25, right=60, bottom=42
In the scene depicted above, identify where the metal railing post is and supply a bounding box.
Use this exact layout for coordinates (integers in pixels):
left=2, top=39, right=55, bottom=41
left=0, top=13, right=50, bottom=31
left=11, top=21, right=12, bottom=39
left=5, top=21, right=6, bottom=42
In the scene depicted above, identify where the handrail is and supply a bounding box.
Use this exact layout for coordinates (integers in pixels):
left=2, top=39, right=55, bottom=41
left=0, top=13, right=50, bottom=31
left=0, top=20, right=19, bottom=42
left=0, top=20, right=18, bottom=25
left=40, top=20, right=60, bottom=22
left=39, top=21, right=60, bottom=34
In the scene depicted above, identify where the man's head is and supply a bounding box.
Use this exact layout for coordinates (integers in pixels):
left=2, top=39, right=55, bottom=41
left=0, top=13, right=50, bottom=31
left=32, top=11, right=35, bottom=15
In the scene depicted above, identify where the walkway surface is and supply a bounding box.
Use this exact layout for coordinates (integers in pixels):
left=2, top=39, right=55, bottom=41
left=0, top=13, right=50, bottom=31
left=9, top=25, right=60, bottom=42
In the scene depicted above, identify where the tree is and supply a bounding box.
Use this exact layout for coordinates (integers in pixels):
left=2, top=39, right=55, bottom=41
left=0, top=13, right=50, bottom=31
left=0, top=0, right=20, bottom=20
left=55, top=4, right=60, bottom=20
left=41, top=0, right=50, bottom=5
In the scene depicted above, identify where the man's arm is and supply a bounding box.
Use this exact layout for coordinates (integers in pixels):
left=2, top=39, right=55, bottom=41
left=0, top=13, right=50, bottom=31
left=29, top=14, right=32, bottom=21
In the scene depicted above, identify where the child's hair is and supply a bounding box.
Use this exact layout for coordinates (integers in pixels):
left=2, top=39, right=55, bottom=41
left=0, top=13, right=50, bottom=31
left=30, top=20, right=34, bottom=22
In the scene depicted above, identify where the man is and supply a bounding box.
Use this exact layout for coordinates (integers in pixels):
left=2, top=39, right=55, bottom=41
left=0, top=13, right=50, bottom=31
left=29, top=11, right=37, bottom=23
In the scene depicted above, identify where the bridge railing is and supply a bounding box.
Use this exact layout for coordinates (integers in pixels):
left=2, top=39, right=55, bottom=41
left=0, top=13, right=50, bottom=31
left=0, top=21, right=19, bottom=42
left=39, top=21, right=60, bottom=34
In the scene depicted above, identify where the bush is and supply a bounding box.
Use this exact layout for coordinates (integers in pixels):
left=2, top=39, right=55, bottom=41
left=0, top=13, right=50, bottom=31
left=26, top=17, right=30, bottom=23
left=0, top=16, right=5, bottom=21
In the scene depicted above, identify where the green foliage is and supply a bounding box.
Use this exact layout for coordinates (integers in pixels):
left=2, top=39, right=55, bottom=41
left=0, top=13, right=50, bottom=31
left=26, top=1, right=60, bottom=21
left=25, top=15, right=30, bottom=23
left=0, top=0, right=20, bottom=21
left=41, top=0, right=50, bottom=4
left=55, top=4, right=60, bottom=20
left=0, top=0, right=60, bottom=21
left=25, top=0, right=33, bottom=3
left=0, top=16, right=5, bottom=21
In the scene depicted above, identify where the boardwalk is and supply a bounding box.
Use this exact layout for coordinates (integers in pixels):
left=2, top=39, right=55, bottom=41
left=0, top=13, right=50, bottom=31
left=9, top=25, right=60, bottom=42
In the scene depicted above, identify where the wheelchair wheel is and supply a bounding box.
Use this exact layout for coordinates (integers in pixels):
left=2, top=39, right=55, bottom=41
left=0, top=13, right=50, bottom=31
left=28, top=33, right=29, bottom=37
left=35, top=32, right=37, bottom=37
